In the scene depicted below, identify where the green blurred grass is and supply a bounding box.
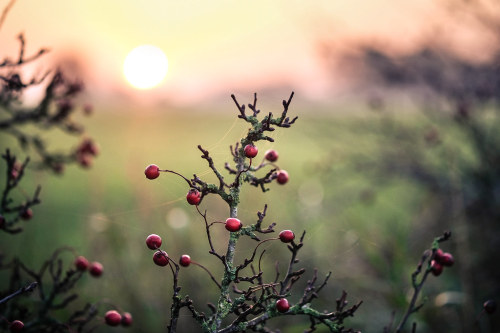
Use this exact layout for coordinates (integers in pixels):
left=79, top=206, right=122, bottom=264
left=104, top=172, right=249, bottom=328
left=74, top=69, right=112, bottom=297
left=0, top=104, right=461, bottom=332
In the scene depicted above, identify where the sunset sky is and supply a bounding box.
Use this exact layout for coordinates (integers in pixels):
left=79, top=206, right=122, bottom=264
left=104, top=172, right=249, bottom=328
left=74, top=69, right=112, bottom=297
left=1, top=0, right=461, bottom=105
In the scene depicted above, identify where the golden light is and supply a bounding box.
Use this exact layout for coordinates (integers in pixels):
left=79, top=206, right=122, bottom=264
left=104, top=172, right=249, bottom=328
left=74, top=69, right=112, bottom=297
left=123, top=45, right=168, bottom=89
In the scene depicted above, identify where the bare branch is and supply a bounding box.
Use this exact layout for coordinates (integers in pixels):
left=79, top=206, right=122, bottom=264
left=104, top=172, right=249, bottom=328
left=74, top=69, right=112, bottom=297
left=0, top=281, right=37, bottom=305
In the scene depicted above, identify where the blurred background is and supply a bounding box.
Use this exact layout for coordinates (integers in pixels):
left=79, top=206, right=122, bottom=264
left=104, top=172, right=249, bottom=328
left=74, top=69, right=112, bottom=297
left=1, top=0, right=500, bottom=332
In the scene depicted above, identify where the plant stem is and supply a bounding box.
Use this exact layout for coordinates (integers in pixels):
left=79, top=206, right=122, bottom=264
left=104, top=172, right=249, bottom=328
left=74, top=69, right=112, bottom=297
left=395, top=269, right=430, bottom=332
left=212, top=152, right=245, bottom=332
left=0, top=281, right=37, bottom=305
left=168, top=263, right=181, bottom=333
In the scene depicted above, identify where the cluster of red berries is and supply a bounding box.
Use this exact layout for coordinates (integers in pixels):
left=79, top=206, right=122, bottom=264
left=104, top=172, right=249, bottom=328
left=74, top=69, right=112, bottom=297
left=74, top=256, right=104, bottom=277
left=243, top=145, right=288, bottom=185
left=104, top=310, right=133, bottom=327
left=76, top=138, right=99, bottom=168
left=146, top=234, right=193, bottom=268
left=430, top=249, right=454, bottom=276
left=144, top=147, right=289, bottom=208
left=243, top=145, right=279, bottom=162
left=146, top=234, right=170, bottom=266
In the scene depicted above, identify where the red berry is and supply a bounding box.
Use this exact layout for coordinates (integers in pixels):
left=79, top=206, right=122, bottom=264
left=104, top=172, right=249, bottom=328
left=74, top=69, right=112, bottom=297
left=153, top=250, right=169, bottom=266
left=79, top=139, right=99, bottom=156
left=186, top=189, right=201, bottom=205
left=88, top=143, right=99, bottom=156
left=77, top=153, right=92, bottom=168
left=20, top=208, right=33, bottom=220
left=145, top=164, right=160, bottom=180
left=440, top=252, right=454, bottom=267
left=276, top=298, right=290, bottom=313
left=225, top=218, right=242, bottom=232
left=434, top=249, right=444, bottom=262
left=9, top=320, right=24, bottom=332
left=104, top=310, right=122, bottom=326
left=121, top=312, right=133, bottom=326
left=146, top=234, right=162, bottom=250
left=430, top=260, right=443, bottom=276
left=89, top=262, right=103, bottom=277
left=484, top=300, right=497, bottom=314
left=74, top=256, right=89, bottom=271
left=179, top=254, right=191, bottom=267
left=279, top=230, right=295, bottom=243
left=276, top=170, right=289, bottom=185
left=264, top=149, right=279, bottom=162
left=244, top=144, right=258, bottom=158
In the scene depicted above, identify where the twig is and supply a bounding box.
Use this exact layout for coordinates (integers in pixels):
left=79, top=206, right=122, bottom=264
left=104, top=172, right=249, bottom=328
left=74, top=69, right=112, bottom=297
left=198, top=145, right=228, bottom=190
left=192, top=261, right=222, bottom=289
left=195, top=205, right=225, bottom=264
left=0, top=0, right=15, bottom=31
left=0, top=281, right=37, bottom=305
left=279, top=231, right=305, bottom=295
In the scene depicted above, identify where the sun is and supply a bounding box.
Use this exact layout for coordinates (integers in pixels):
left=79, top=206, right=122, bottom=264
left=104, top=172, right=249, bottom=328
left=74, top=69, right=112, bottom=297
left=123, top=45, right=168, bottom=90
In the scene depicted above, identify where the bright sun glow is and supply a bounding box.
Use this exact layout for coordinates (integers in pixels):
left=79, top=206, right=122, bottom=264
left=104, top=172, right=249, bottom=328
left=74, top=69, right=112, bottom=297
left=123, top=45, right=168, bottom=89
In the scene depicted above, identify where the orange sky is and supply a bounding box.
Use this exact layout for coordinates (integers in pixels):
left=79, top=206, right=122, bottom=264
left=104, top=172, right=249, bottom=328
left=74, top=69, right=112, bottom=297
left=1, top=0, right=450, bottom=105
